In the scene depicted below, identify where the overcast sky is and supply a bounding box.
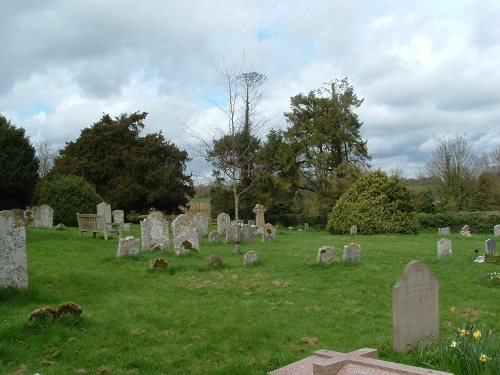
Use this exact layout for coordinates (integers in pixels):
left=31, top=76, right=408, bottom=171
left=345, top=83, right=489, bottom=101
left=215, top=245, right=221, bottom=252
left=2, top=0, right=500, bottom=182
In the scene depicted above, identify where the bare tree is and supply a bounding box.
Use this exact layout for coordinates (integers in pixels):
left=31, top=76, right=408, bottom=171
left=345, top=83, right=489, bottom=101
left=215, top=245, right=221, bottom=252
left=423, top=135, right=485, bottom=211
left=35, top=140, right=57, bottom=177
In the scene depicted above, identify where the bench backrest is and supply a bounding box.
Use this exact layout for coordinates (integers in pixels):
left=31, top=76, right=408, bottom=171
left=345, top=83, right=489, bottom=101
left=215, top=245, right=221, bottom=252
left=77, top=213, right=107, bottom=231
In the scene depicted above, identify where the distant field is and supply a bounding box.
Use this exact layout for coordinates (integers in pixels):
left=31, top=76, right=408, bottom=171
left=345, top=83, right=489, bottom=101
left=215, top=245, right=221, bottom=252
left=0, top=227, right=498, bottom=374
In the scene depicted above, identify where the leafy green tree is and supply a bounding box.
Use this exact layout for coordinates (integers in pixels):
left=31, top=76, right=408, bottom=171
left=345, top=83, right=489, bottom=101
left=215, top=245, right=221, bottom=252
left=38, top=175, right=103, bottom=226
left=0, top=115, right=39, bottom=209
left=50, top=112, right=194, bottom=213
left=327, top=170, right=419, bottom=235
left=283, top=78, right=371, bottom=221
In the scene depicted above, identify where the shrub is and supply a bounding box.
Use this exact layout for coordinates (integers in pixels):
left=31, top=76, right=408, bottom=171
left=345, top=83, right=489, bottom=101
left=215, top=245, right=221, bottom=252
left=37, top=175, right=103, bottom=226
left=327, top=170, right=419, bottom=234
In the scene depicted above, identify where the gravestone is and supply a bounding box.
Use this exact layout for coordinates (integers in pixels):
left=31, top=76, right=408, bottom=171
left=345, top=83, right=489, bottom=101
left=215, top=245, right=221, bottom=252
left=262, top=223, right=276, bottom=242
left=243, top=251, right=260, bottom=265
left=0, top=210, right=28, bottom=288
left=240, top=224, right=254, bottom=243
left=217, top=213, right=230, bottom=235
left=253, top=204, right=266, bottom=233
left=140, top=212, right=169, bottom=251
left=206, top=254, right=223, bottom=267
left=150, top=258, right=168, bottom=269
left=33, top=204, right=54, bottom=228
left=349, top=225, right=357, bottom=235
left=343, top=243, right=361, bottom=262
left=113, top=210, right=124, bottom=224
left=437, top=238, right=452, bottom=259
left=461, top=224, right=470, bottom=232
left=208, top=230, right=220, bottom=243
left=485, top=238, right=496, bottom=255
left=225, top=224, right=239, bottom=243
left=268, top=348, right=453, bottom=375
left=248, top=219, right=256, bottom=226
left=193, top=212, right=210, bottom=241
left=303, top=223, right=309, bottom=231
left=494, top=224, right=500, bottom=237
left=117, top=236, right=140, bottom=257
left=460, top=224, right=471, bottom=237
left=11, top=209, right=27, bottom=224
left=317, top=246, right=334, bottom=265
left=171, top=214, right=199, bottom=255
left=97, top=202, right=112, bottom=224
left=393, top=260, right=439, bottom=353
left=437, top=227, right=450, bottom=236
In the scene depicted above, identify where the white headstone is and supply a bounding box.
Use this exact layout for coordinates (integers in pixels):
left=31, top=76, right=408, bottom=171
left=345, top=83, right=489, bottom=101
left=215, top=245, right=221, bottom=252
left=97, top=202, right=112, bottom=224
left=437, top=238, right=452, bottom=259
left=33, top=204, right=53, bottom=228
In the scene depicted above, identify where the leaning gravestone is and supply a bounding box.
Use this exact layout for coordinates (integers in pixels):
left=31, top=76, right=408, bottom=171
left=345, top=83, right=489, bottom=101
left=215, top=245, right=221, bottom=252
left=117, top=236, right=140, bottom=257
left=317, top=246, right=334, bottom=266
left=437, top=227, right=450, bottom=236
left=494, top=224, right=500, bottom=237
left=141, top=212, right=169, bottom=251
left=171, top=214, right=199, bottom=255
left=0, top=210, right=28, bottom=288
left=437, top=238, right=452, bottom=259
left=393, top=260, right=439, bottom=353
left=240, top=224, right=254, bottom=243
left=217, top=213, right=230, bottom=235
left=243, top=251, right=260, bottom=265
left=33, top=204, right=53, bottom=228
left=225, top=224, right=239, bottom=243
left=208, top=230, right=220, bottom=243
left=343, top=243, right=361, bottom=262
left=262, top=223, right=276, bottom=242
left=485, top=239, right=496, bottom=255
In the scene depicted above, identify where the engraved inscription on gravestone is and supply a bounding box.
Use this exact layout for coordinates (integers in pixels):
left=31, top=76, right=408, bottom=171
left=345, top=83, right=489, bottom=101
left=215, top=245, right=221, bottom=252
left=393, top=260, right=439, bottom=353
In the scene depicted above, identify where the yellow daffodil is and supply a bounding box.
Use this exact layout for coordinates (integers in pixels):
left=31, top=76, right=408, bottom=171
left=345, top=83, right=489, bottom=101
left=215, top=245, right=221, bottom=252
left=459, top=328, right=467, bottom=336
left=473, top=330, right=481, bottom=340
left=450, top=307, right=456, bottom=312
left=479, top=354, right=488, bottom=362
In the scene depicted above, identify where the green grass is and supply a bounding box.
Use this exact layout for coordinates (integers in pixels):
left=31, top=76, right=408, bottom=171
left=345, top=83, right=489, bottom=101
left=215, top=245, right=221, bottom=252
left=1, top=227, right=499, bottom=374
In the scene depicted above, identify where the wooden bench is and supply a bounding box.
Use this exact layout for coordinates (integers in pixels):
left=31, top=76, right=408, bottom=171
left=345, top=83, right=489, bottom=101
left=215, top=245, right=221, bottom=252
left=76, top=213, right=122, bottom=240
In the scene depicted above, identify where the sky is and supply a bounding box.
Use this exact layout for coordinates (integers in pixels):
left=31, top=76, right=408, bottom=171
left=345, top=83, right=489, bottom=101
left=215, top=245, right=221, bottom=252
left=1, top=0, right=500, bottom=183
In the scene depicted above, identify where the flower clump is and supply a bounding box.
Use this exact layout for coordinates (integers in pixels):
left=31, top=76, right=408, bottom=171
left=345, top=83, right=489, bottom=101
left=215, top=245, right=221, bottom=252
left=485, top=271, right=500, bottom=286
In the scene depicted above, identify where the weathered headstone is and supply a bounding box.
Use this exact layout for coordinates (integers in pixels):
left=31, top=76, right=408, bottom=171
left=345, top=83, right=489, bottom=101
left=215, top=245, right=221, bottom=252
left=140, top=212, right=169, bottom=251
left=349, top=225, right=357, bottom=235
left=208, top=230, right=220, bottom=243
left=0, top=210, right=28, bottom=289
left=97, top=202, right=112, bottom=224
left=225, top=224, right=239, bottom=243
left=150, top=258, right=168, bottom=269
left=193, top=212, right=210, bottom=240
left=33, top=204, right=54, bottom=229
left=253, top=204, right=266, bottom=233
left=113, top=210, right=125, bottom=224
left=343, top=243, right=361, bottom=262
left=171, top=214, right=199, bottom=255
left=240, top=224, right=254, bottom=243
left=317, top=246, right=334, bottom=265
left=117, top=236, right=140, bottom=257
left=437, top=238, right=452, bottom=259
left=262, top=223, right=276, bottom=242
left=11, top=209, right=27, bottom=224
left=393, top=260, right=439, bottom=353
left=243, top=251, right=260, bottom=265
left=461, top=224, right=470, bottom=232
left=55, top=223, right=66, bottom=231
left=485, top=238, right=496, bottom=255
left=217, top=213, right=230, bottom=235
left=268, top=347, right=453, bottom=375
left=494, top=224, right=500, bottom=237
left=303, top=223, right=309, bottom=231
left=437, top=227, right=450, bottom=236
left=206, top=254, right=223, bottom=267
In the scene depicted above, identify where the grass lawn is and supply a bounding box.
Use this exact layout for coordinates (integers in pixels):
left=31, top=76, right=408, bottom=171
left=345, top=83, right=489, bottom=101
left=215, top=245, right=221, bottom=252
left=1, top=226, right=499, bottom=375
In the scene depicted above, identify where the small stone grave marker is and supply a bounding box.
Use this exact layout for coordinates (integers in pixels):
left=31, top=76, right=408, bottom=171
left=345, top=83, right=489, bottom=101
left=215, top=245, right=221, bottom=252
left=437, top=227, right=450, bottom=236
left=485, top=238, right=496, bottom=255
left=225, top=224, right=239, bottom=243
left=0, top=210, right=28, bottom=289
left=150, top=258, right=168, bottom=269
left=117, top=236, right=140, bottom=257
left=349, top=225, right=357, bottom=235
left=262, top=223, right=276, bottom=242
left=317, top=246, right=334, bottom=265
left=206, top=254, right=223, bottom=267
left=243, top=251, right=260, bottom=265
left=240, top=224, right=254, bottom=243
left=393, top=260, right=439, bottom=353
left=208, top=230, right=220, bottom=243
left=343, top=243, right=361, bottom=262
left=494, top=224, right=500, bottom=237
left=34, top=204, right=54, bottom=228
left=437, top=238, right=452, bottom=259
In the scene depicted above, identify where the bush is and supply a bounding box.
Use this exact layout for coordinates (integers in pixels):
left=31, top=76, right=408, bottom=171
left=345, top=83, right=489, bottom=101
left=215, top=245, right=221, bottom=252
left=327, top=170, right=419, bottom=235
left=37, top=175, right=103, bottom=226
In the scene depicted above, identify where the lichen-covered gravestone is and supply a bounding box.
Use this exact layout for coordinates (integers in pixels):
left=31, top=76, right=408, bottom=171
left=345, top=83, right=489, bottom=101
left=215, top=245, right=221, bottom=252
left=262, top=223, right=276, bottom=242
left=343, top=243, right=361, bottom=262
left=437, top=238, right=452, bottom=259
left=141, top=212, right=169, bottom=251
left=393, top=260, right=439, bottom=353
left=240, top=224, right=254, bottom=243
left=171, top=214, right=199, bottom=255
left=193, top=212, right=210, bottom=241
left=217, top=213, right=230, bottom=235
left=117, top=236, right=140, bottom=257
left=113, top=210, right=125, bottom=224
left=225, top=224, right=239, bottom=243
left=0, top=210, right=28, bottom=288
left=317, top=246, right=334, bottom=265
left=243, top=251, right=260, bottom=265
left=33, top=204, right=53, bottom=228
left=208, top=230, right=220, bottom=243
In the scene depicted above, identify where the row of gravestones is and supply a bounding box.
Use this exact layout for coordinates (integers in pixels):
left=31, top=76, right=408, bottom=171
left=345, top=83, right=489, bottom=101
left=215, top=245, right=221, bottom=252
left=437, top=238, right=497, bottom=259
left=438, top=224, right=500, bottom=237
left=316, top=244, right=362, bottom=265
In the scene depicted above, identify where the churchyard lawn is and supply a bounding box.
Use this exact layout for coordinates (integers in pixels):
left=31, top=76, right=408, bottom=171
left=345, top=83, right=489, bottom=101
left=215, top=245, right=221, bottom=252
left=1, top=226, right=499, bottom=374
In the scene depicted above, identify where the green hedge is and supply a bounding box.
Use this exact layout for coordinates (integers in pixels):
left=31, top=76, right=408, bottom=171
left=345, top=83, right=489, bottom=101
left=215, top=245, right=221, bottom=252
left=418, top=212, right=500, bottom=234
left=267, top=214, right=325, bottom=229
